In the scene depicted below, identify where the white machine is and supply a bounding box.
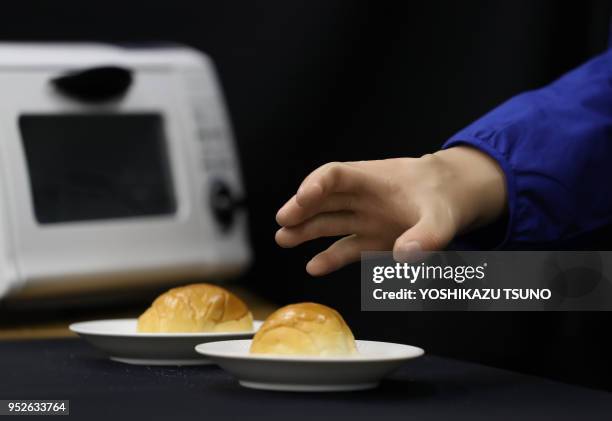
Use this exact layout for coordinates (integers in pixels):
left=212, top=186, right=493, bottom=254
left=0, top=43, right=250, bottom=300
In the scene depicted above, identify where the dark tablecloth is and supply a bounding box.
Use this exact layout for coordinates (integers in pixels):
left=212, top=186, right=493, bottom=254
left=0, top=339, right=610, bottom=420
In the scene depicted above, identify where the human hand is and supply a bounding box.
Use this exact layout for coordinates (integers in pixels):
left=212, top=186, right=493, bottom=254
left=275, top=146, right=507, bottom=276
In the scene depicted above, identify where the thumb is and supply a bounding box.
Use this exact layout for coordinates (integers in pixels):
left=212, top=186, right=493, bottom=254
left=392, top=215, right=455, bottom=262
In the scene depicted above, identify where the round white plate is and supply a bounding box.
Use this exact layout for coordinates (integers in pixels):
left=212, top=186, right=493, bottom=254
left=195, top=339, right=424, bottom=392
left=70, top=319, right=263, bottom=366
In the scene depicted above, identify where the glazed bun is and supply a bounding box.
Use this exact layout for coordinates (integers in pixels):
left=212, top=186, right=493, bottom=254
left=250, top=302, right=357, bottom=356
left=137, top=283, right=253, bottom=333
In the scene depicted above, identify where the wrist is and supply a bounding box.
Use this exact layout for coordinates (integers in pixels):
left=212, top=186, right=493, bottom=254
left=433, top=146, right=507, bottom=234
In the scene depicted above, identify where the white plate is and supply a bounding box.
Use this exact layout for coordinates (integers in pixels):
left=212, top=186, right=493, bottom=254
left=70, top=319, right=263, bottom=366
left=195, top=339, right=424, bottom=392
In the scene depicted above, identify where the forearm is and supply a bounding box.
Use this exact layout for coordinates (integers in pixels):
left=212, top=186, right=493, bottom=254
left=442, top=48, right=612, bottom=246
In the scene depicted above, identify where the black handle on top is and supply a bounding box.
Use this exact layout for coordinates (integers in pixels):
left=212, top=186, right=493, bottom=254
left=51, top=66, right=133, bottom=102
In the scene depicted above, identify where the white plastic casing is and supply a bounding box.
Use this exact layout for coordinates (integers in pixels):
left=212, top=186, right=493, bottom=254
left=0, top=43, right=250, bottom=300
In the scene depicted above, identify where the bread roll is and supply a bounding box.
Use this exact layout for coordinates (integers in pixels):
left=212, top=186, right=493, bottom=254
left=137, top=283, right=253, bottom=333
left=250, top=302, right=357, bottom=356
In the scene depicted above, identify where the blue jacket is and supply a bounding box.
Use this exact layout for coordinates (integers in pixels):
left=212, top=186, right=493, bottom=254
left=443, top=49, right=612, bottom=249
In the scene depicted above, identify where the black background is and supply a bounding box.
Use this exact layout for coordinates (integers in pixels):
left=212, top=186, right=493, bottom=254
left=1, top=0, right=612, bottom=390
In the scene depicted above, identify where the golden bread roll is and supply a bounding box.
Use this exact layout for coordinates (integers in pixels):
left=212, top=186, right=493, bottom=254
left=250, top=302, right=357, bottom=356
left=137, top=283, right=253, bottom=333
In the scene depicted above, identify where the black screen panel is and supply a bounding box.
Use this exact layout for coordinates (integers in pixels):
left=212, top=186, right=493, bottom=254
left=19, top=113, right=176, bottom=224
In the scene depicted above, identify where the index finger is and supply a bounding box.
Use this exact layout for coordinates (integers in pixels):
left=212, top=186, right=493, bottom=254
left=296, top=162, right=377, bottom=208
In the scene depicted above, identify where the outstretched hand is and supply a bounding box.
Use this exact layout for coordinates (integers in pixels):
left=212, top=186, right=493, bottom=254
left=275, top=146, right=507, bottom=276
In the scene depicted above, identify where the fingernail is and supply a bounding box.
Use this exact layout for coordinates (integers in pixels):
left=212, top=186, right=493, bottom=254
left=275, top=208, right=285, bottom=224
left=275, top=228, right=284, bottom=244
left=306, top=258, right=324, bottom=276
left=395, top=241, right=423, bottom=262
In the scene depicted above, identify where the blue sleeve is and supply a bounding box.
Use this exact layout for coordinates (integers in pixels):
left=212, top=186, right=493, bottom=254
left=443, top=49, right=612, bottom=247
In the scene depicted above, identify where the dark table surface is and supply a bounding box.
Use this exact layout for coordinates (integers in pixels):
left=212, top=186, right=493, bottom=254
left=1, top=339, right=611, bottom=421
